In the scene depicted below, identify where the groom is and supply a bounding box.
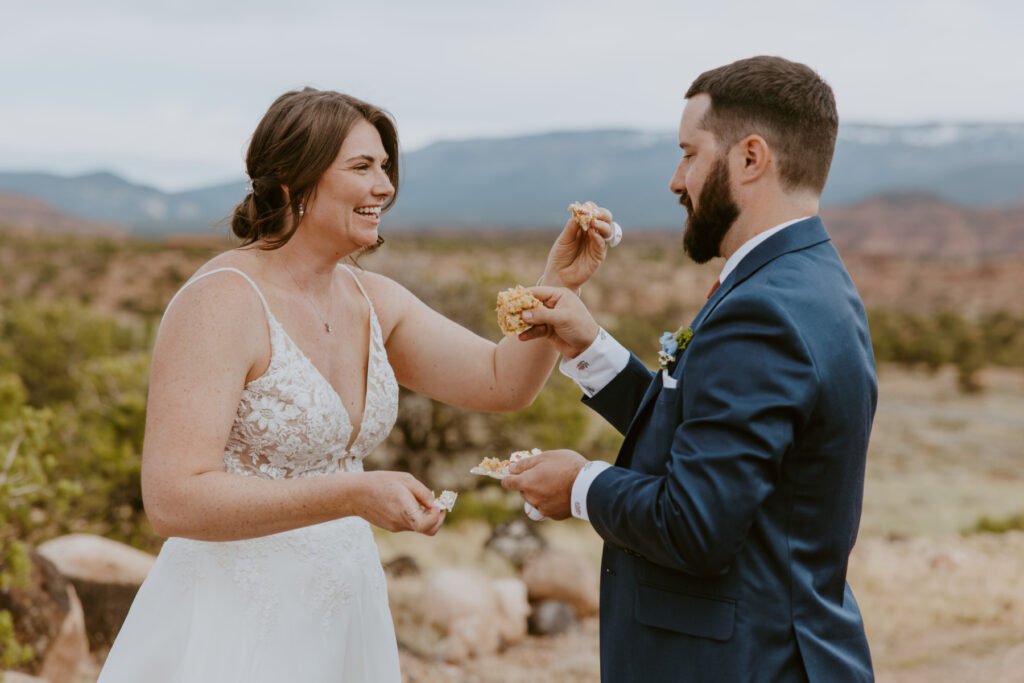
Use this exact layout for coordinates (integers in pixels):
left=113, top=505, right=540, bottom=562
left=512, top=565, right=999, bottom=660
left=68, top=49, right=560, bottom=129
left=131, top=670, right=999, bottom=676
left=504, top=55, right=876, bottom=682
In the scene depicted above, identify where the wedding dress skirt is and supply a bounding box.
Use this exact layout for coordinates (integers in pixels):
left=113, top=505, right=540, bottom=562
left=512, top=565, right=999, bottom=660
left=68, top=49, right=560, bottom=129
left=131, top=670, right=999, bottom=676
left=99, top=267, right=402, bottom=682
left=99, top=518, right=400, bottom=682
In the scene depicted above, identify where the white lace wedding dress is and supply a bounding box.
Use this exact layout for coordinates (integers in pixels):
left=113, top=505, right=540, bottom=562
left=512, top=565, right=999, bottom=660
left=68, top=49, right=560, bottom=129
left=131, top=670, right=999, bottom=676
left=98, top=266, right=402, bottom=682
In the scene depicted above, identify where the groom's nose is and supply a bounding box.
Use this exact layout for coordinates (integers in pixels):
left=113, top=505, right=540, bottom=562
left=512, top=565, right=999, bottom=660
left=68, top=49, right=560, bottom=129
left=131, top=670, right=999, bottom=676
left=670, top=159, right=687, bottom=196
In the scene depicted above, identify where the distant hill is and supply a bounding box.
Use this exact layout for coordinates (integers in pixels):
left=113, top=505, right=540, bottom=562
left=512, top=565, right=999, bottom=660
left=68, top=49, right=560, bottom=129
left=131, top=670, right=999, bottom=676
left=0, top=171, right=242, bottom=236
left=1, top=122, right=1023, bottom=235
left=0, top=193, right=122, bottom=235
left=823, top=193, right=1024, bottom=261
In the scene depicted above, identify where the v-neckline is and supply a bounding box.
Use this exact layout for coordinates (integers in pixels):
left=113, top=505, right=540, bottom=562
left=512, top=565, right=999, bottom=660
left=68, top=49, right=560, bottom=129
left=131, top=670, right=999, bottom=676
left=266, top=303, right=374, bottom=452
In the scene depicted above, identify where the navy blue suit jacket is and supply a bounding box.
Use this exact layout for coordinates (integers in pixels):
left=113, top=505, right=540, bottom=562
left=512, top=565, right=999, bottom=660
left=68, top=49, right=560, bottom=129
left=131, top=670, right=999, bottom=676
left=584, top=218, right=876, bottom=681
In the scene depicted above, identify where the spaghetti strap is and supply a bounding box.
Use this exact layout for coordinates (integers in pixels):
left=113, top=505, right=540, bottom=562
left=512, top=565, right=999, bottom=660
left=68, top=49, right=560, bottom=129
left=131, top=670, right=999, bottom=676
left=339, top=265, right=375, bottom=312
left=163, top=266, right=273, bottom=320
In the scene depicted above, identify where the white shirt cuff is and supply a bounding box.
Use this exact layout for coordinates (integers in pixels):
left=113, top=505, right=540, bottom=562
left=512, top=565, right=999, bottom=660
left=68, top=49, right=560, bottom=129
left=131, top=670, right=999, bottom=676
left=558, top=328, right=630, bottom=397
left=570, top=460, right=612, bottom=522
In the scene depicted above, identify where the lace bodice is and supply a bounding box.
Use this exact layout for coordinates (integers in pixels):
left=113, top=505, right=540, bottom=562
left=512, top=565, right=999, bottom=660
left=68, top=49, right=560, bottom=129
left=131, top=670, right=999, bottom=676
left=171, top=266, right=399, bottom=479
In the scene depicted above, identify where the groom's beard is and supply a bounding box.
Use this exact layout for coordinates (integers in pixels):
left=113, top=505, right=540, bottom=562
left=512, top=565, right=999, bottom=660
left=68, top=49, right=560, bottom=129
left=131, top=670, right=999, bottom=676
left=680, top=157, right=740, bottom=264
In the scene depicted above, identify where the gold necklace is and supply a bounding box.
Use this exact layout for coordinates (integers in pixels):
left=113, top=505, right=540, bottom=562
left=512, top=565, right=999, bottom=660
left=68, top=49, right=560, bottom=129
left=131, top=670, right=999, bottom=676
left=282, top=259, right=333, bottom=333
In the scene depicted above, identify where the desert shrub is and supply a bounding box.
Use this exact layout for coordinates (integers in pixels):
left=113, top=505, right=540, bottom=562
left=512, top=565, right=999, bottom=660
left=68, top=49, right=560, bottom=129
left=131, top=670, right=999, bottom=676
left=609, top=301, right=687, bottom=368
left=0, top=298, right=157, bottom=549
left=501, top=373, right=589, bottom=452
left=443, top=488, right=522, bottom=527
left=867, top=308, right=1024, bottom=392
left=56, top=352, right=154, bottom=547
left=965, top=512, right=1024, bottom=534
left=0, top=372, right=82, bottom=667
left=980, top=311, right=1024, bottom=367
left=0, top=298, right=146, bottom=406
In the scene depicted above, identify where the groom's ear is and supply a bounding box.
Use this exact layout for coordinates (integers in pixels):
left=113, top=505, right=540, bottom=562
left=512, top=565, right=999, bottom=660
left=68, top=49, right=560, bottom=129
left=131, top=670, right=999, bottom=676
left=735, top=135, right=771, bottom=185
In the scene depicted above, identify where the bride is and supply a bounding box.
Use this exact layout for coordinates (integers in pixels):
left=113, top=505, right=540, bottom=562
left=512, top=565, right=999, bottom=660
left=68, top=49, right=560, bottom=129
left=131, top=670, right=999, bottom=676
left=97, top=88, right=616, bottom=682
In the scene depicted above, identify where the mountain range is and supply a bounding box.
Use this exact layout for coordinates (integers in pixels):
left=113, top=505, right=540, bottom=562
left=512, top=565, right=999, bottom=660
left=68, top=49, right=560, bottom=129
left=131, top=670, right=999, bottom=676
left=1, top=122, right=1023, bottom=236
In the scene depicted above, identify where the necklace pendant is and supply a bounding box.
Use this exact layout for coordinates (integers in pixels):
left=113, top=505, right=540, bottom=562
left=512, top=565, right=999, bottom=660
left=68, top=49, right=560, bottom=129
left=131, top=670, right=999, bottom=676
left=324, top=322, right=333, bottom=333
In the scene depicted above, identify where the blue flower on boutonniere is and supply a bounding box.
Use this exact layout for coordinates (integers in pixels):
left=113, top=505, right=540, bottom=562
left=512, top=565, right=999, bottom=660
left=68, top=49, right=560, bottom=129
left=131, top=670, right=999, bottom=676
left=658, top=325, right=694, bottom=370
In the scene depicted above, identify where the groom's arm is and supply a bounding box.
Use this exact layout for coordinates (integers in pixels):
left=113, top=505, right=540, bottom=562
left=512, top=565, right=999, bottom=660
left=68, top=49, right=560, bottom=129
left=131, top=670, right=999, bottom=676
left=558, top=329, right=654, bottom=435
left=586, top=292, right=818, bottom=576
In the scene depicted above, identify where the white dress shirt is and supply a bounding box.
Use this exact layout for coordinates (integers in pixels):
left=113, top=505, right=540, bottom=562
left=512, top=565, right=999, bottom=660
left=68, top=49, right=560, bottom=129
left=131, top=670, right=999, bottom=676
left=560, top=216, right=812, bottom=522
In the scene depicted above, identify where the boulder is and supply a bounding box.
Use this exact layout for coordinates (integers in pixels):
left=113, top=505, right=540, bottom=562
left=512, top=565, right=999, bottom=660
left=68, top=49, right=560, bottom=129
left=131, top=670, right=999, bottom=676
left=484, top=518, right=547, bottom=569
left=491, top=577, right=530, bottom=645
left=521, top=548, right=600, bottom=617
left=415, top=567, right=529, bottom=662
left=36, top=534, right=155, bottom=651
left=528, top=599, right=578, bottom=636
left=0, top=673, right=53, bottom=682
left=0, top=551, right=88, bottom=683
left=382, top=554, right=420, bottom=578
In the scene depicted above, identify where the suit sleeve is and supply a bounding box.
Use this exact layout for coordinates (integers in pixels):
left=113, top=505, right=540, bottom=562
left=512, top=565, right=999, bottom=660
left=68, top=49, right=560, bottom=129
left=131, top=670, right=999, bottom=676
left=586, top=293, right=819, bottom=576
left=582, top=354, right=655, bottom=435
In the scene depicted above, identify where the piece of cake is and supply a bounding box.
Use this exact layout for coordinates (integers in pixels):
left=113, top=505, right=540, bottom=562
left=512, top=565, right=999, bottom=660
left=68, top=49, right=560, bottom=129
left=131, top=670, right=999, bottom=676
left=434, top=490, right=458, bottom=512
left=568, top=201, right=596, bottom=231
left=470, top=448, right=542, bottom=479
left=496, top=285, right=544, bottom=337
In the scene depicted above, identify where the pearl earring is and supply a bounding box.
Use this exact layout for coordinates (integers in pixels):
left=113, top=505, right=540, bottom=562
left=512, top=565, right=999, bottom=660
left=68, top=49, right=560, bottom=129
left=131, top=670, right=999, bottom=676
left=298, top=203, right=304, bottom=218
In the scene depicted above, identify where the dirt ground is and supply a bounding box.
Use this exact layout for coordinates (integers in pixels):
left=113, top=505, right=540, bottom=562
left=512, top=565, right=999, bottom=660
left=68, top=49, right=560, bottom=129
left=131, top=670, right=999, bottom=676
left=76, top=366, right=1024, bottom=682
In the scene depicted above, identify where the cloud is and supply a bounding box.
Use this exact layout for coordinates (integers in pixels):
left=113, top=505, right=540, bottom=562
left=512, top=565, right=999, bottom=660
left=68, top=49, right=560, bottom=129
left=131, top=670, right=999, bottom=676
left=2, top=0, right=1023, bottom=189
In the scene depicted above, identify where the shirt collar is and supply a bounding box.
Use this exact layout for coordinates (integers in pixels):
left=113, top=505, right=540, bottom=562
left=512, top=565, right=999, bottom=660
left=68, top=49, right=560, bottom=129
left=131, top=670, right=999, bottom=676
left=717, top=216, right=813, bottom=284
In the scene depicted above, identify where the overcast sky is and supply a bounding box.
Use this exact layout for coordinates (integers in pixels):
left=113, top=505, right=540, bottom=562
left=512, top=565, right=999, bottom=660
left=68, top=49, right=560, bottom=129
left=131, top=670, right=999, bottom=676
left=2, top=0, right=1021, bottom=191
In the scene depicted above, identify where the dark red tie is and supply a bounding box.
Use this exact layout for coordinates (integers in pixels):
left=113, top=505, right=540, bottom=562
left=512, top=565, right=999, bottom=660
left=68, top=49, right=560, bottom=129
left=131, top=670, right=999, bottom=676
left=707, top=280, right=720, bottom=300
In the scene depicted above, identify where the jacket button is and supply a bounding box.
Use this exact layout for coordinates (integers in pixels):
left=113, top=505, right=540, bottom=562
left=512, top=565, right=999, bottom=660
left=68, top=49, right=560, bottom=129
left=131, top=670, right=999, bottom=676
left=604, top=567, right=615, bottom=575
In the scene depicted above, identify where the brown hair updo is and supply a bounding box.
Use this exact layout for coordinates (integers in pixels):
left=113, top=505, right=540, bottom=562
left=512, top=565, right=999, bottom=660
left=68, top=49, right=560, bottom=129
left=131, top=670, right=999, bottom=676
left=231, top=88, right=400, bottom=249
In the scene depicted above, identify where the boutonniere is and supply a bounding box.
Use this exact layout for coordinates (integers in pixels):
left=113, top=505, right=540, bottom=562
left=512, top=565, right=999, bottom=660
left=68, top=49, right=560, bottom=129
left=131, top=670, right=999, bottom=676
left=658, top=325, right=693, bottom=370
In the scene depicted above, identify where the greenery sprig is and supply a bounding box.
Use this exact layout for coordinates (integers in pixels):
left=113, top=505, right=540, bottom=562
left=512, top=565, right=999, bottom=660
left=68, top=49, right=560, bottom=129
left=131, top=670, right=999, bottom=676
left=658, top=325, right=693, bottom=370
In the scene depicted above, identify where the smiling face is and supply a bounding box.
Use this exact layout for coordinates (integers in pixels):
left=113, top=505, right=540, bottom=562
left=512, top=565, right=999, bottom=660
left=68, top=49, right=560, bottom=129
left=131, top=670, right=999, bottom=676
left=669, top=94, right=740, bottom=263
left=302, top=119, right=395, bottom=252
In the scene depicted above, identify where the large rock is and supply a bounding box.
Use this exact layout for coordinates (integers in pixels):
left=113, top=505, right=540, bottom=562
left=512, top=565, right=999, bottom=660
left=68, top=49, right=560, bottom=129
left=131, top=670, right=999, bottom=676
left=36, top=534, right=155, bottom=651
left=0, top=551, right=88, bottom=683
left=484, top=518, right=547, bottom=569
left=415, top=567, right=529, bottom=662
left=491, top=577, right=530, bottom=645
left=0, top=672, right=53, bottom=682
left=521, top=548, right=600, bottom=617
left=528, top=599, right=578, bottom=636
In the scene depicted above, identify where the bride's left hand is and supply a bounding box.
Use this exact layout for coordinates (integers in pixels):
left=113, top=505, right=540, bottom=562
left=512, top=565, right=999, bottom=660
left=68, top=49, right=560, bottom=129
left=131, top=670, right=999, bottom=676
left=540, top=202, right=615, bottom=291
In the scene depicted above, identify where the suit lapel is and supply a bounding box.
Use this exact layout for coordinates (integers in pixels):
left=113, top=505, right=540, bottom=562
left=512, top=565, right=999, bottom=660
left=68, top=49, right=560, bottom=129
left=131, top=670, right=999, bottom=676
left=614, top=217, right=832, bottom=469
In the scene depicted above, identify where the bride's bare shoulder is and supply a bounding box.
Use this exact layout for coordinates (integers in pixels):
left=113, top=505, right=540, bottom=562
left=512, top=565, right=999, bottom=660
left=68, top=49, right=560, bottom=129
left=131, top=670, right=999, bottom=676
left=190, top=247, right=260, bottom=278
left=164, top=249, right=268, bottom=327
left=347, top=268, right=406, bottom=297
left=344, top=268, right=418, bottom=332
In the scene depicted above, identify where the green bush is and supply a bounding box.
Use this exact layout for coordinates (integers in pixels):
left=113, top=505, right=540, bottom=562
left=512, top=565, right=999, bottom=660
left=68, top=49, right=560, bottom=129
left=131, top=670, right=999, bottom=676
left=965, top=512, right=1024, bottom=535
left=0, top=372, right=81, bottom=667
left=0, top=298, right=146, bottom=406
left=867, top=308, right=1024, bottom=392
left=502, top=373, right=589, bottom=452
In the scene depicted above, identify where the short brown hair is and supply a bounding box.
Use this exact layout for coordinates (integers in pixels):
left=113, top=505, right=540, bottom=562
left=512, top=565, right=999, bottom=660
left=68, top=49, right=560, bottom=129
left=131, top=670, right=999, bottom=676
left=230, top=88, right=399, bottom=249
left=685, top=56, right=838, bottom=194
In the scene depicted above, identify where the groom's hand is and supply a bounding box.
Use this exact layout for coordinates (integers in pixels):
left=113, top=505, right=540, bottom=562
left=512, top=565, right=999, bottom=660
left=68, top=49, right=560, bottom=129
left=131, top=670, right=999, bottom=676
left=518, top=287, right=600, bottom=359
left=501, top=449, right=586, bottom=521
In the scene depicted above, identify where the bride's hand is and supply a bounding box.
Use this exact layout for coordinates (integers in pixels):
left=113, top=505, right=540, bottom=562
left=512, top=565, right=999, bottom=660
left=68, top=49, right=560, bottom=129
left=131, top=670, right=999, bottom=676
left=540, top=202, right=615, bottom=291
left=355, top=471, right=446, bottom=536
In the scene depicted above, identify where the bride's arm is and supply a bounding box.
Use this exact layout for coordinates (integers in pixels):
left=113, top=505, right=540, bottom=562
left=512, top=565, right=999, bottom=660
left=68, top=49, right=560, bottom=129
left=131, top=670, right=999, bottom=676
left=372, top=207, right=616, bottom=412
left=140, top=273, right=444, bottom=542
